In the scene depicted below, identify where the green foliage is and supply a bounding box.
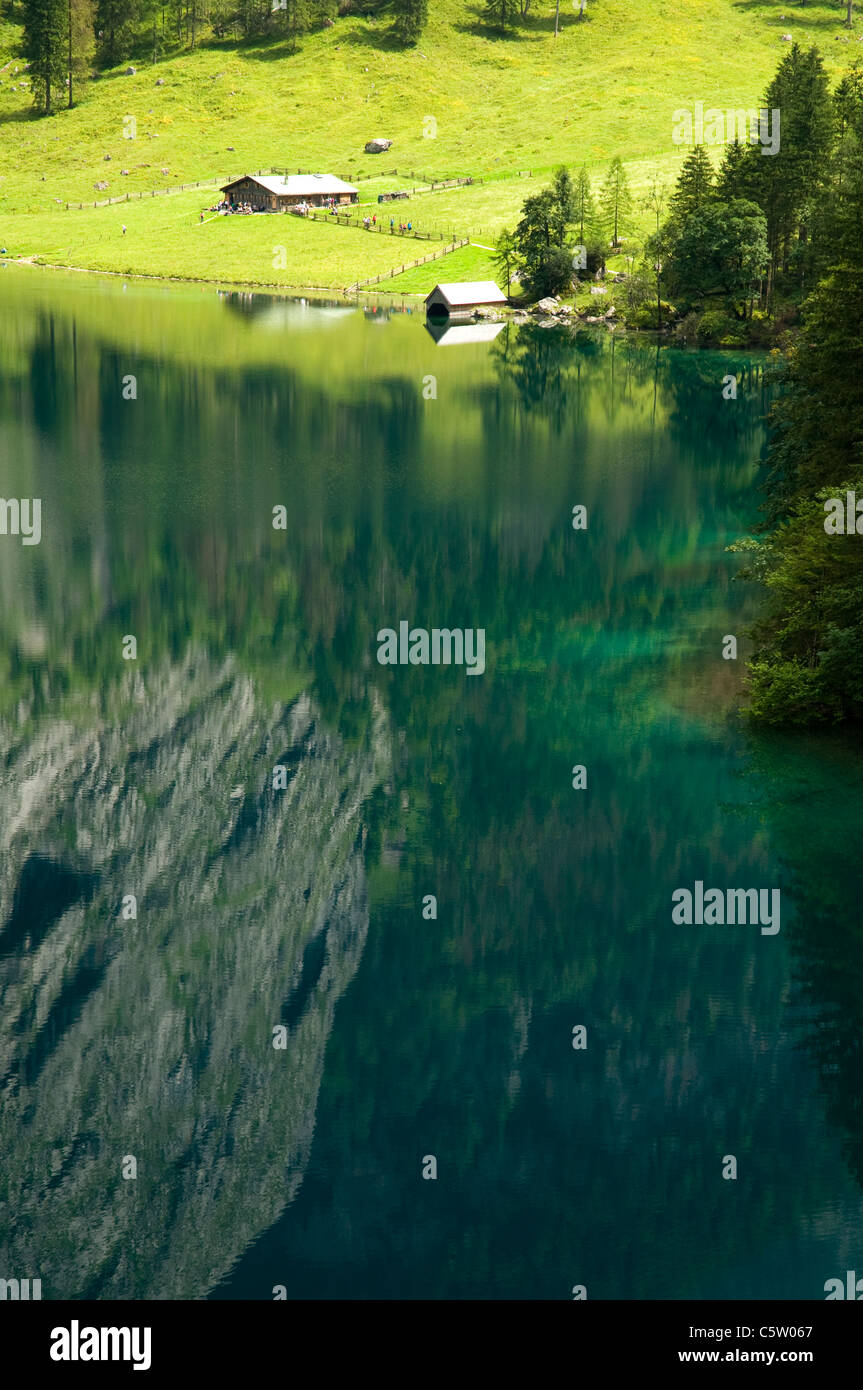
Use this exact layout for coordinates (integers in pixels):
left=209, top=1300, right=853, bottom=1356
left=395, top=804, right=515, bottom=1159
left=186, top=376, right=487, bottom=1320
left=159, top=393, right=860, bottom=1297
left=483, top=0, right=518, bottom=31
left=666, top=199, right=767, bottom=316
left=529, top=244, right=573, bottom=297
left=573, top=165, right=597, bottom=244
left=747, top=270, right=863, bottom=724
left=631, top=300, right=675, bottom=329
left=493, top=225, right=518, bottom=296
left=746, top=659, right=842, bottom=726
left=600, top=155, right=632, bottom=247
left=715, top=139, right=750, bottom=202
left=695, top=307, right=745, bottom=342
left=668, top=145, right=714, bottom=225
left=95, top=0, right=138, bottom=66
left=512, top=168, right=578, bottom=299
left=391, top=0, right=427, bottom=44
left=22, top=0, right=67, bottom=112
left=747, top=43, right=833, bottom=289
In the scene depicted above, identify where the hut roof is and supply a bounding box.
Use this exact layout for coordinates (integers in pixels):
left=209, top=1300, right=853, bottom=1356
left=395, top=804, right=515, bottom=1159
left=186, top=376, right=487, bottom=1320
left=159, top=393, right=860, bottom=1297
left=425, top=281, right=508, bottom=309
left=221, top=174, right=358, bottom=197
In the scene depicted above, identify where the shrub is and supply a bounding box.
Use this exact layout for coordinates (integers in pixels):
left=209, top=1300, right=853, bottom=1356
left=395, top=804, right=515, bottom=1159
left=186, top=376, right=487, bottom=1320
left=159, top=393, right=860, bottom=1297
left=746, top=660, right=843, bottom=726
left=696, top=309, right=738, bottom=342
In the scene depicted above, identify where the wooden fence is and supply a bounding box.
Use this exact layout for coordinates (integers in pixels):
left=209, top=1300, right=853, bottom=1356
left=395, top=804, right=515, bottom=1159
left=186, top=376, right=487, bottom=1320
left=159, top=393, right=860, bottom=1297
left=307, top=208, right=458, bottom=242
left=345, top=237, right=470, bottom=293
left=65, top=163, right=539, bottom=213
left=384, top=171, right=479, bottom=192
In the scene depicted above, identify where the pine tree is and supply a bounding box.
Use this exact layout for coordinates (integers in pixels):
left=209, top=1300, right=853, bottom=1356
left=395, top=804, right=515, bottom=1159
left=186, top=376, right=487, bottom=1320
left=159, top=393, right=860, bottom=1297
left=749, top=43, right=833, bottom=288
left=600, top=155, right=632, bottom=246
left=669, top=145, right=715, bottom=224
left=573, top=165, right=596, bottom=243
left=715, top=139, right=756, bottom=203
left=68, top=0, right=94, bottom=108
left=392, top=0, right=427, bottom=44
left=95, top=0, right=138, bottom=65
left=834, top=62, right=863, bottom=141
left=494, top=227, right=518, bottom=297
left=22, top=0, right=67, bottom=113
left=272, top=0, right=311, bottom=49
left=483, top=0, right=518, bottom=32
left=550, top=165, right=575, bottom=244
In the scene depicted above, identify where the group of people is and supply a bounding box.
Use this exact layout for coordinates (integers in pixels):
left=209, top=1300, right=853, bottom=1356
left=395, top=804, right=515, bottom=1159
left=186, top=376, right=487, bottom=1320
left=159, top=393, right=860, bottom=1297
left=209, top=199, right=256, bottom=215
left=362, top=214, right=413, bottom=233
left=201, top=198, right=414, bottom=231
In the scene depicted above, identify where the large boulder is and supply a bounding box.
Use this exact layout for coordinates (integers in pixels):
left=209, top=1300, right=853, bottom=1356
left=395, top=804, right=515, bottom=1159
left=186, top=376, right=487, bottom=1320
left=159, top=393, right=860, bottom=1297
left=364, top=138, right=393, bottom=154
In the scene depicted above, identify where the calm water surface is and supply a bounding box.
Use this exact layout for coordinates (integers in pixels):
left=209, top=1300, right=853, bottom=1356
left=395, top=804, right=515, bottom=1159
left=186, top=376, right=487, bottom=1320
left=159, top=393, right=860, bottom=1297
left=1, top=269, right=862, bottom=1300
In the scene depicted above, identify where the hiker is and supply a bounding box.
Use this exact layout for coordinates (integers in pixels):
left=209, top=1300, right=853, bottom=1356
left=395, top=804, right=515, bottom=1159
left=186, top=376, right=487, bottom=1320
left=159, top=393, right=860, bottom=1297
left=372, top=213, right=376, bottom=226
left=200, top=211, right=204, bottom=222
left=408, top=220, right=412, bottom=231
left=122, top=224, right=126, bottom=235
left=390, top=217, right=394, bottom=230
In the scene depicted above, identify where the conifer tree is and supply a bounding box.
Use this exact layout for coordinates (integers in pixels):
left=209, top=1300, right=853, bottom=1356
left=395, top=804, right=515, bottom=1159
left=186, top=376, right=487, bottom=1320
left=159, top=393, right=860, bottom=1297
left=22, top=0, right=67, bottom=113
left=749, top=43, right=833, bottom=287
left=715, top=139, right=755, bottom=203
left=550, top=165, right=575, bottom=243
left=600, top=155, right=632, bottom=246
left=94, top=0, right=138, bottom=65
left=392, top=0, right=427, bottom=44
left=67, top=0, right=94, bottom=107
left=573, top=165, right=597, bottom=243
left=669, top=144, right=715, bottom=224
left=483, top=0, right=518, bottom=33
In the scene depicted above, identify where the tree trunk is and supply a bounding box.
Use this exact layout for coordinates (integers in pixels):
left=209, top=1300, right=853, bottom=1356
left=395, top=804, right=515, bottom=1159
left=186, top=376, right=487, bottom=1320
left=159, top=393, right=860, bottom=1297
left=68, top=0, right=72, bottom=107
left=554, top=0, right=560, bottom=35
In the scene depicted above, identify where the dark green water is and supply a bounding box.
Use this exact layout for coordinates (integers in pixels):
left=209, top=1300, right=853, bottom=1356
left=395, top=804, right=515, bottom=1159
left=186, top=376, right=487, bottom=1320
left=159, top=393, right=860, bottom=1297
left=1, top=269, right=862, bottom=1301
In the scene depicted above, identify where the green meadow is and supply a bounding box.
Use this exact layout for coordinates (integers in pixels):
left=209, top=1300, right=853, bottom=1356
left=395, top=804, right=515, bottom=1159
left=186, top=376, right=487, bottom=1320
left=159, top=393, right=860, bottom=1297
left=0, top=0, right=858, bottom=291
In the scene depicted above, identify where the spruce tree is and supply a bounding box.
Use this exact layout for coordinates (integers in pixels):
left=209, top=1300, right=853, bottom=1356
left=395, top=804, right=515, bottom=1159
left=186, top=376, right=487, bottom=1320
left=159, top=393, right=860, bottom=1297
left=669, top=145, right=715, bottom=225
left=749, top=43, right=833, bottom=288
left=23, top=0, right=67, bottom=113
left=600, top=155, right=632, bottom=246
left=94, top=0, right=138, bottom=66
left=68, top=0, right=94, bottom=107
left=392, top=0, right=427, bottom=44
left=715, top=139, right=756, bottom=203
left=573, top=165, right=596, bottom=243
left=550, top=165, right=575, bottom=243
left=483, top=0, right=518, bottom=32
left=494, top=227, right=518, bottom=297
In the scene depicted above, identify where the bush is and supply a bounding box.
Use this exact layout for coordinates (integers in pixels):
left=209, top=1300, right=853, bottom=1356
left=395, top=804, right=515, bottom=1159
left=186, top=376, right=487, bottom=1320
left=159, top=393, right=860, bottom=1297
left=696, top=309, right=739, bottom=342
left=525, top=245, right=574, bottom=300
left=584, top=241, right=606, bottom=278
left=747, top=660, right=843, bottom=726
left=630, top=300, right=675, bottom=329
left=674, top=311, right=701, bottom=344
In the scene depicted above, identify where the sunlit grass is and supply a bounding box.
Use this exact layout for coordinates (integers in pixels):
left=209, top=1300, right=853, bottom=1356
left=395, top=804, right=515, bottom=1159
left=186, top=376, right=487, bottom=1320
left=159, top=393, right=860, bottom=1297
left=0, top=0, right=855, bottom=287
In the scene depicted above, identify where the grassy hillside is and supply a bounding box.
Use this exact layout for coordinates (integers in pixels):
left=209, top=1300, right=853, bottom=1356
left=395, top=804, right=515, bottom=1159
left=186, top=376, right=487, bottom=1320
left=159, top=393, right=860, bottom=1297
left=0, top=0, right=858, bottom=290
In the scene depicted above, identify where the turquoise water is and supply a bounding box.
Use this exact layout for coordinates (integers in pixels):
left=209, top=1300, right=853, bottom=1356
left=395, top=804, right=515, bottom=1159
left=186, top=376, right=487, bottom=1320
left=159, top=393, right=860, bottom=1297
left=0, top=270, right=861, bottom=1300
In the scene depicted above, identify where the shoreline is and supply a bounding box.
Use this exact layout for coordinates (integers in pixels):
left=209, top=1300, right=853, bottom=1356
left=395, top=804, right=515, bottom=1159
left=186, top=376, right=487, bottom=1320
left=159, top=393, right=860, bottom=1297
left=0, top=260, right=780, bottom=348
left=1, top=256, right=428, bottom=299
